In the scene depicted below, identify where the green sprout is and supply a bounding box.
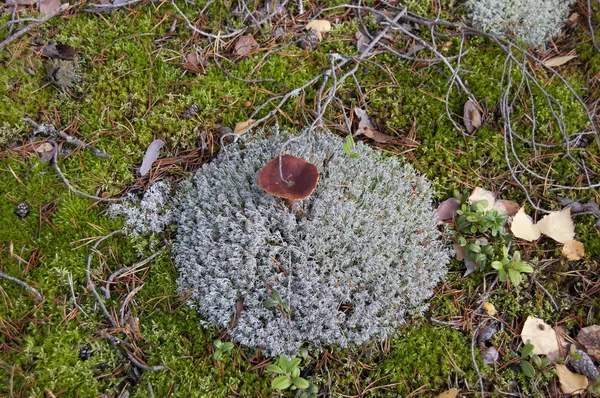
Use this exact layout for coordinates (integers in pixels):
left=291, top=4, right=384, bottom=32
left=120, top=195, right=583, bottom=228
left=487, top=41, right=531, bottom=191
left=266, top=356, right=310, bottom=391
left=213, top=339, right=234, bottom=361
left=491, top=247, right=534, bottom=286
left=342, top=135, right=361, bottom=159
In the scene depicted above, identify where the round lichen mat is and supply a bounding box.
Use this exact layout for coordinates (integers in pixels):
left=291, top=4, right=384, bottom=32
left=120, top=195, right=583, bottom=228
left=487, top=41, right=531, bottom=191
left=172, top=129, right=450, bottom=356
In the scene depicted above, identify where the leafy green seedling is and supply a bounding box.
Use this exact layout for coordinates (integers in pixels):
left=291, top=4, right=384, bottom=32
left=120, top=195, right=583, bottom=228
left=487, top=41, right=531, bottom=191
left=460, top=236, right=495, bottom=268
left=491, top=247, right=534, bottom=286
left=213, top=339, right=234, bottom=361
left=519, top=341, right=551, bottom=378
left=266, top=356, right=310, bottom=391
left=456, top=200, right=507, bottom=236
left=342, top=135, right=360, bottom=158
left=264, top=290, right=291, bottom=316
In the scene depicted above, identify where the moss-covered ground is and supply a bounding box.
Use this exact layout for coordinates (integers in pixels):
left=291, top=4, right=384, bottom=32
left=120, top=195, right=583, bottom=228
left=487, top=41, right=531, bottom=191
left=1, top=0, right=599, bottom=396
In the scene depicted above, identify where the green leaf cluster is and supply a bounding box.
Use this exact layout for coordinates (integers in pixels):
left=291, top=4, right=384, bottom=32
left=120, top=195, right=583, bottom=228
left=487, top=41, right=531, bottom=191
left=519, top=341, right=551, bottom=378
left=342, top=135, right=361, bottom=158
left=491, top=247, right=534, bottom=287
left=266, top=356, right=313, bottom=392
left=213, top=339, right=234, bottom=361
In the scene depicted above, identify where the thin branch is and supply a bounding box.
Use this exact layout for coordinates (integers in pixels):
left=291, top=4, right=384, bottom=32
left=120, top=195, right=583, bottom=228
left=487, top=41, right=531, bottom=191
left=0, top=3, right=70, bottom=50
left=0, top=271, right=43, bottom=302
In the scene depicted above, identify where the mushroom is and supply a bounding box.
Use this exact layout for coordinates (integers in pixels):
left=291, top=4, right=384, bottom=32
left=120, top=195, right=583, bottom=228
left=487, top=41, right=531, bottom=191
left=257, top=154, right=319, bottom=207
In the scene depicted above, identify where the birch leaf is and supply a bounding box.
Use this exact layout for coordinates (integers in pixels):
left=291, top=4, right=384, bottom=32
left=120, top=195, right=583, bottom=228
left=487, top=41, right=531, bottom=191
left=492, top=199, right=520, bottom=217
left=234, top=35, right=259, bottom=56
left=437, top=389, right=459, bottom=398
left=562, top=240, right=584, bottom=261
left=463, top=99, right=482, bottom=133
left=468, top=187, right=495, bottom=211
left=39, top=0, right=61, bottom=14
left=521, top=316, right=559, bottom=356
left=536, top=207, right=575, bottom=244
left=306, top=20, right=331, bottom=33
left=555, top=363, right=588, bottom=394
left=511, top=207, right=541, bottom=241
left=233, top=119, right=256, bottom=134
left=543, top=55, right=577, bottom=68
left=139, top=139, right=164, bottom=176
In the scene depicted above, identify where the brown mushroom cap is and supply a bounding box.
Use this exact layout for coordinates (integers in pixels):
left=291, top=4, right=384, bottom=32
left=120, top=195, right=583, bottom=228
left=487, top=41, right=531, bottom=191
left=257, top=154, right=319, bottom=201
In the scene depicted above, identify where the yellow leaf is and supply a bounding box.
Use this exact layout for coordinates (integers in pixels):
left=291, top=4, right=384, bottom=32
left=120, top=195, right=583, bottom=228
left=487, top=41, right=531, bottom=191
left=510, top=207, right=541, bottom=242
left=555, top=363, right=588, bottom=394
left=536, top=207, right=575, bottom=244
left=521, top=316, right=559, bottom=356
left=467, top=187, right=495, bottom=211
left=306, top=19, right=331, bottom=33
left=543, top=55, right=577, bottom=68
left=562, top=240, right=584, bottom=261
left=482, top=302, right=497, bottom=317
left=437, top=388, right=459, bottom=398
left=233, top=119, right=256, bottom=134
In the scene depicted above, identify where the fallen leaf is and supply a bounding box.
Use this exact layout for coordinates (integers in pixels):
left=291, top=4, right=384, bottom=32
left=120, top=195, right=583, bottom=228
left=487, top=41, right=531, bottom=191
left=453, top=243, right=465, bottom=261
left=536, top=207, right=575, bottom=244
left=463, top=99, right=482, bottom=134
left=353, top=108, right=395, bottom=143
left=139, top=139, right=164, bottom=176
left=569, top=13, right=579, bottom=22
left=510, top=207, right=541, bottom=242
left=355, top=31, right=371, bottom=53
left=543, top=55, right=577, bottom=68
left=482, top=302, right=497, bottom=317
left=481, top=345, right=499, bottom=365
left=521, top=316, right=559, bottom=356
left=492, top=199, right=520, bottom=217
left=306, top=19, right=331, bottom=34
left=555, top=363, right=588, bottom=394
left=35, top=142, right=54, bottom=162
left=435, top=197, right=461, bottom=221
left=562, top=240, right=584, bottom=261
left=234, top=35, right=259, bottom=56
left=233, top=119, right=256, bottom=134
left=577, top=325, right=600, bottom=362
left=468, top=187, right=495, bottom=211
left=39, top=0, right=60, bottom=14
left=463, top=257, right=477, bottom=277
left=437, top=388, right=459, bottom=398
left=33, top=43, right=76, bottom=60
left=184, top=52, right=209, bottom=73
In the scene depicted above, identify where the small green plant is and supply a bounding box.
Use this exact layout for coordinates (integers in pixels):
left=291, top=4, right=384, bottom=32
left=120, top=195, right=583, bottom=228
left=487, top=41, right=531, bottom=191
left=213, top=339, right=234, bottom=361
left=491, top=247, right=534, bottom=286
left=519, top=341, right=552, bottom=378
left=263, top=290, right=291, bottom=317
left=456, top=200, right=507, bottom=236
left=266, top=356, right=310, bottom=391
left=342, top=135, right=361, bottom=158
left=458, top=236, right=495, bottom=268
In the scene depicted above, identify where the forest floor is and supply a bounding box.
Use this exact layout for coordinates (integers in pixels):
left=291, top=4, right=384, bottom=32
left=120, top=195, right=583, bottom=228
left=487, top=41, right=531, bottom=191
left=1, top=0, right=600, bottom=397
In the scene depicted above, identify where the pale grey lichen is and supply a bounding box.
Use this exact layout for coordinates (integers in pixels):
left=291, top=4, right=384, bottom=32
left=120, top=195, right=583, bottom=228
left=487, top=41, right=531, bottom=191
left=109, top=181, right=173, bottom=236
left=466, top=0, right=575, bottom=47
left=172, top=129, right=450, bottom=356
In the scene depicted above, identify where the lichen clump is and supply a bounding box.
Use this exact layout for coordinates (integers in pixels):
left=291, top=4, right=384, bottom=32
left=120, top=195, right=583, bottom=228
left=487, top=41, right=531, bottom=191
left=172, top=130, right=449, bottom=356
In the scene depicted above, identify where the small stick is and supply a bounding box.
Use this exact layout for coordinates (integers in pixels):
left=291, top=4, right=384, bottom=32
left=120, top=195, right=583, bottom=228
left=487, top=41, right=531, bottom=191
left=0, top=271, right=43, bottom=302
left=103, top=250, right=161, bottom=299
left=0, top=4, right=70, bottom=50
left=23, top=117, right=111, bottom=159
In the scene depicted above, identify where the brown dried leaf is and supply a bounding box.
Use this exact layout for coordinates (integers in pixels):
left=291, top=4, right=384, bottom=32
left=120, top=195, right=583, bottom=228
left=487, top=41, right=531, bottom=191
left=437, top=389, right=459, bottom=398
left=305, top=19, right=331, bottom=33
left=184, top=52, right=209, bottom=73
left=35, top=142, right=54, bottom=163
left=33, top=43, right=76, bottom=60
left=233, top=119, right=256, bottom=134
left=463, top=99, right=482, bottom=134
left=577, top=325, right=600, bottom=362
left=543, top=55, right=577, bottom=68
left=39, top=0, right=60, bottom=14
left=234, top=35, right=259, bottom=56
left=355, top=31, right=371, bottom=53
left=453, top=243, right=465, bottom=261
left=435, top=197, right=460, bottom=221
left=353, top=107, right=395, bottom=143
left=482, top=301, right=497, bottom=317
left=555, top=363, right=588, bottom=394
left=492, top=199, right=520, bottom=217
left=562, top=240, right=584, bottom=261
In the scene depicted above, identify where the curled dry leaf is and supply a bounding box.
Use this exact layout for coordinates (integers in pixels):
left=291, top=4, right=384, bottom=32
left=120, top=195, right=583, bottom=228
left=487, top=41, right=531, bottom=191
left=521, top=316, right=559, bottom=356
left=481, top=345, right=499, bottom=365
left=555, top=363, right=588, bottom=394
left=492, top=199, right=520, bottom=217
left=453, top=243, right=465, bottom=261
left=510, top=207, right=541, bottom=242
left=482, top=301, right=497, bottom=317
left=233, top=119, right=256, bottom=134
left=543, top=55, right=577, bottom=68
left=306, top=19, right=331, bottom=34
left=437, top=388, right=459, bottom=398
left=33, top=43, right=76, bottom=60
left=39, top=0, right=61, bottom=14
left=463, top=99, right=482, bottom=134
left=562, top=240, right=584, bottom=261
left=577, top=325, right=600, bottom=362
left=435, top=197, right=460, bottom=222
left=139, top=139, right=164, bottom=176
left=234, top=35, right=259, bottom=56
left=355, top=31, right=371, bottom=53
left=536, top=207, right=575, bottom=244
left=353, top=108, right=395, bottom=143
left=184, top=52, right=209, bottom=73
left=35, top=142, right=54, bottom=163
left=468, top=187, right=495, bottom=211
